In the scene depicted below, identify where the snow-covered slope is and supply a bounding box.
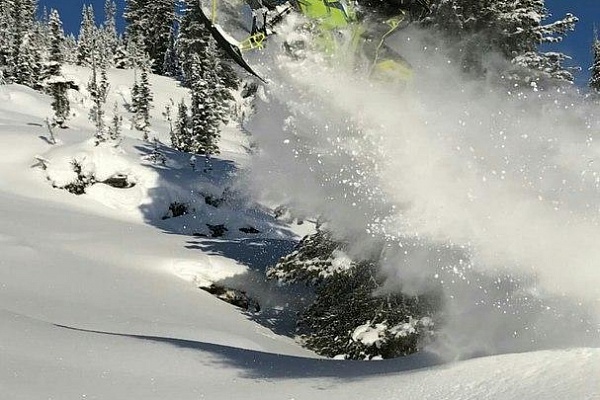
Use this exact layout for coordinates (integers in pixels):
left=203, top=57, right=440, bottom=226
left=1, top=64, right=599, bottom=400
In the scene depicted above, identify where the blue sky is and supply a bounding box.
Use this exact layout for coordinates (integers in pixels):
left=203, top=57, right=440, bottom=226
left=545, top=0, right=600, bottom=86
left=38, top=0, right=600, bottom=86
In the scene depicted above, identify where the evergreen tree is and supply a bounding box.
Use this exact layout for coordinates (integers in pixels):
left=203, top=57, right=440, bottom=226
left=589, top=30, right=600, bottom=93
left=15, top=30, right=42, bottom=88
left=123, top=0, right=143, bottom=38
left=126, top=32, right=146, bottom=69
left=138, top=65, right=153, bottom=140
left=171, top=99, right=190, bottom=151
left=189, top=62, right=221, bottom=155
left=113, top=43, right=131, bottom=69
left=268, top=229, right=438, bottom=360
left=502, top=0, right=578, bottom=84
left=77, top=4, right=98, bottom=66
left=130, top=72, right=140, bottom=114
left=42, top=9, right=64, bottom=80
left=176, top=1, right=231, bottom=155
left=177, top=1, right=235, bottom=94
left=11, top=0, right=37, bottom=54
left=102, top=0, right=119, bottom=65
left=177, top=0, right=212, bottom=86
left=130, top=60, right=153, bottom=140
left=5, top=0, right=42, bottom=87
left=43, top=9, right=72, bottom=128
left=88, top=56, right=110, bottom=143
left=162, top=26, right=180, bottom=78
left=34, top=6, right=51, bottom=59
left=62, top=34, right=78, bottom=64
left=0, top=0, right=14, bottom=82
left=47, top=76, right=71, bottom=128
left=108, top=102, right=123, bottom=142
left=425, top=0, right=578, bottom=84
left=124, top=0, right=176, bottom=74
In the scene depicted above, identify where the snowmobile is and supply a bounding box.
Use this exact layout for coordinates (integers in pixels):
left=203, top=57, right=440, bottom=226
left=197, top=0, right=431, bottom=83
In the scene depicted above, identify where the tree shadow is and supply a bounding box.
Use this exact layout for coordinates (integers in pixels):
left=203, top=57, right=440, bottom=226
left=54, top=324, right=444, bottom=380
left=185, top=236, right=311, bottom=337
left=134, top=141, right=305, bottom=337
left=185, top=237, right=296, bottom=273
left=134, top=142, right=297, bottom=238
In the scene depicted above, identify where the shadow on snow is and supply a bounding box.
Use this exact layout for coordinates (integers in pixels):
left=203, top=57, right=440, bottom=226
left=55, top=324, right=444, bottom=380
left=134, top=141, right=308, bottom=337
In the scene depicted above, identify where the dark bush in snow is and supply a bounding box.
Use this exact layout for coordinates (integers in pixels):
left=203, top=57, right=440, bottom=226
left=60, top=159, right=96, bottom=195
left=207, top=223, right=228, bottom=238
left=102, top=174, right=135, bottom=189
left=203, top=194, right=224, bottom=208
left=267, top=230, right=342, bottom=286
left=162, top=202, right=189, bottom=219
left=202, top=284, right=260, bottom=312
left=268, top=229, right=439, bottom=360
left=299, top=261, right=438, bottom=360
left=239, top=226, right=261, bottom=234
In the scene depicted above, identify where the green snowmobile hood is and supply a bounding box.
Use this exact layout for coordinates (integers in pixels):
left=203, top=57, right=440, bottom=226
left=296, top=0, right=357, bottom=29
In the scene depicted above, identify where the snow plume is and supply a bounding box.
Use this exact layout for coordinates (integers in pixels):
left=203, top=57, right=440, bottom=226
left=244, top=21, right=600, bottom=359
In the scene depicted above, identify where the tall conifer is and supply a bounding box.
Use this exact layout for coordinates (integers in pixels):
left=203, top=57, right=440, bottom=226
left=590, top=29, right=600, bottom=93
left=77, top=5, right=98, bottom=66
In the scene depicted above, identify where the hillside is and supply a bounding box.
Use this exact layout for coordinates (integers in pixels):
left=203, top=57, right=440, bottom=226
left=1, top=58, right=599, bottom=399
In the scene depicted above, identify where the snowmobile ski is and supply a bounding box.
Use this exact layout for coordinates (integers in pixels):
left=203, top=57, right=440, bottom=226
left=197, top=1, right=267, bottom=83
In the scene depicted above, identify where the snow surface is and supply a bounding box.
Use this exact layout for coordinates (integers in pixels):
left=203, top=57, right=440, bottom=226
left=1, top=61, right=599, bottom=400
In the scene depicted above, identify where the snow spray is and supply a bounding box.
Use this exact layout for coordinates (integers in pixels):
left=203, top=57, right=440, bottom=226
left=245, top=20, right=600, bottom=359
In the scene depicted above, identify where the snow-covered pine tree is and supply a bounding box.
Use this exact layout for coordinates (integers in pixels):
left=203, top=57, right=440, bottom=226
left=138, top=64, right=153, bottom=140
left=501, top=0, right=578, bottom=84
left=425, top=0, right=577, bottom=84
left=42, top=9, right=64, bottom=80
left=189, top=60, right=221, bottom=155
left=124, top=0, right=176, bottom=74
left=146, top=0, right=176, bottom=75
left=177, top=0, right=237, bottom=89
left=267, top=230, right=341, bottom=285
left=176, top=1, right=231, bottom=155
left=162, top=26, right=180, bottom=78
left=126, top=32, right=147, bottom=70
left=6, top=0, right=42, bottom=88
left=113, top=43, right=130, bottom=69
left=43, top=9, right=73, bottom=128
left=62, top=34, right=78, bottom=64
left=0, top=3, right=12, bottom=47
left=424, top=0, right=496, bottom=73
left=589, top=30, right=600, bottom=93
left=77, top=4, right=98, bottom=66
left=14, top=30, right=43, bottom=89
left=47, top=75, right=71, bottom=128
left=162, top=98, right=174, bottom=133
left=0, top=0, right=14, bottom=82
left=171, top=99, right=191, bottom=151
left=123, top=0, right=144, bottom=43
left=102, top=0, right=119, bottom=66
left=177, top=0, right=211, bottom=87
left=88, top=56, right=110, bottom=143
left=130, top=72, right=140, bottom=114
left=108, top=102, right=123, bottom=142
left=130, top=59, right=153, bottom=140
left=300, top=262, right=437, bottom=360
left=268, top=229, right=438, bottom=360
left=34, top=6, right=51, bottom=60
